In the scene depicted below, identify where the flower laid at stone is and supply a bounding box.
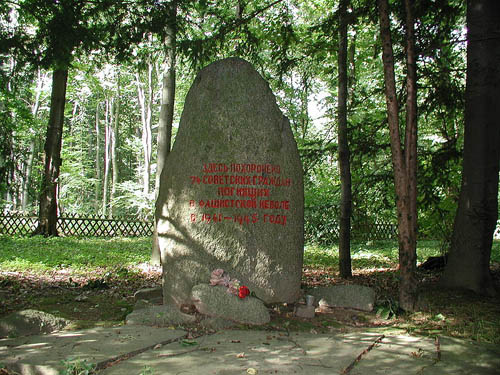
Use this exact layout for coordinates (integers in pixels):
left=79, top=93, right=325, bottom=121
left=209, top=268, right=229, bottom=286
left=238, top=285, right=250, bottom=299
left=209, top=269, right=251, bottom=299
left=227, top=279, right=241, bottom=296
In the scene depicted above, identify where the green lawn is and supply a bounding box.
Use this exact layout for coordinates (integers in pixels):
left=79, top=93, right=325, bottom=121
left=0, top=235, right=152, bottom=273
left=305, top=239, right=500, bottom=269
left=1, top=235, right=499, bottom=273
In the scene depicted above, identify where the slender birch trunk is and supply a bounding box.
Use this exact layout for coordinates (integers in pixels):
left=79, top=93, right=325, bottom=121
left=95, top=102, right=102, bottom=209
left=102, top=98, right=111, bottom=217
left=109, top=75, right=120, bottom=218
left=136, top=63, right=153, bottom=197
left=22, top=70, right=47, bottom=211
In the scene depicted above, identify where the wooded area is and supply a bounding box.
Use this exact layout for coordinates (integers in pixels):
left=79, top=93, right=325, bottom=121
left=1, top=0, right=499, bottom=309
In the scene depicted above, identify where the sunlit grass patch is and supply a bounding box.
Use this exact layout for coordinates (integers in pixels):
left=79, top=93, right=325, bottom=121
left=303, top=244, right=339, bottom=267
left=0, top=235, right=152, bottom=273
left=304, top=240, right=444, bottom=269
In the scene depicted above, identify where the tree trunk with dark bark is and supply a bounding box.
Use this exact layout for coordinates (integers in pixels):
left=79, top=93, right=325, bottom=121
left=442, top=0, right=500, bottom=296
left=338, top=0, right=352, bottom=279
left=378, top=0, right=418, bottom=311
left=152, top=1, right=177, bottom=265
left=33, top=68, right=68, bottom=236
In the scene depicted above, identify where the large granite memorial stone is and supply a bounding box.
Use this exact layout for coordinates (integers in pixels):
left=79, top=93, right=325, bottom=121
left=156, top=57, right=304, bottom=306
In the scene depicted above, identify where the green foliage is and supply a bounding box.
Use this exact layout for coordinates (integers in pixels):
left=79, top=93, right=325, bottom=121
left=376, top=298, right=400, bottom=320
left=0, top=0, right=475, bottom=244
left=139, top=366, right=155, bottom=375
left=60, top=357, right=95, bottom=375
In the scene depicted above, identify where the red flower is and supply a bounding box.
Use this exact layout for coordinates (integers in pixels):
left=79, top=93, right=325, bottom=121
left=238, top=285, right=250, bottom=299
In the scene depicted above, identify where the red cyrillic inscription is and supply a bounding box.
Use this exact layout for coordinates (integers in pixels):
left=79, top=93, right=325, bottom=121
left=189, top=162, right=291, bottom=226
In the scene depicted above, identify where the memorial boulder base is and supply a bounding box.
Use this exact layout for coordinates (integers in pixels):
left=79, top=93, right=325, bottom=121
left=156, top=57, right=304, bottom=306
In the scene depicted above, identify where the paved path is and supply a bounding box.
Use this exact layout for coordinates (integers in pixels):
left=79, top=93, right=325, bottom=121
left=1, top=326, right=499, bottom=375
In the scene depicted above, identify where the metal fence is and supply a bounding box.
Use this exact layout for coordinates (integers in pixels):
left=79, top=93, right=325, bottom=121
left=0, top=212, right=153, bottom=237
left=304, top=205, right=399, bottom=244
left=1, top=210, right=396, bottom=241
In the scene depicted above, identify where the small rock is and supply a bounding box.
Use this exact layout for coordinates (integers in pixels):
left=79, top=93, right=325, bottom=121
left=0, top=310, right=69, bottom=338
left=133, top=287, right=163, bottom=303
left=310, top=285, right=376, bottom=312
left=192, top=284, right=270, bottom=325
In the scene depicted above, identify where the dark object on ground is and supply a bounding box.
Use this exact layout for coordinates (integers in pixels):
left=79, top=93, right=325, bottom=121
left=419, top=254, right=448, bottom=270
left=83, top=278, right=109, bottom=289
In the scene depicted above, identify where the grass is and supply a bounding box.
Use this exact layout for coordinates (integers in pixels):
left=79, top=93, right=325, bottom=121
left=1, top=235, right=499, bottom=344
left=0, top=236, right=151, bottom=273
left=304, top=239, right=498, bottom=269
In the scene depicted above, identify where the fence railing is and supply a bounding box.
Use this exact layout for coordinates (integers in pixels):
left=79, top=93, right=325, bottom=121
left=0, top=212, right=153, bottom=237
left=3, top=211, right=498, bottom=241
left=1, top=211, right=396, bottom=240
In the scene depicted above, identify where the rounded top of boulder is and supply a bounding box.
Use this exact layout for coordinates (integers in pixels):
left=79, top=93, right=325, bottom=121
left=172, top=57, right=287, bottom=159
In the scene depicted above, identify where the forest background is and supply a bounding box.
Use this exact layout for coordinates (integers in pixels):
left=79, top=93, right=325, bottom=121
left=2, top=0, right=500, bottom=312
left=1, top=0, right=477, bottom=242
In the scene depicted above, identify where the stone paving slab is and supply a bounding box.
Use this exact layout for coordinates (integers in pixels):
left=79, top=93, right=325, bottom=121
left=100, top=330, right=378, bottom=375
left=0, top=325, right=185, bottom=375
left=423, top=336, right=500, bottom=375
left=352, top=334, right=500, bottom=375
left=349, top=334, right=438, bottom=374
left=2, top=327, right=500, bottom=375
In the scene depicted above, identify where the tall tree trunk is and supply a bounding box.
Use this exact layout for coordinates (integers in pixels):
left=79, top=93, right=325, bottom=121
left=33, top=68, right=68, bottom=236
left=348, top=30, right=356, bottom=105
left=95, top=102, right=102, bottom=209
left=102, top=98, right=111, bottom=217
left=136, top=64, right=153, bottom=197
left=442, top=0, right=500, bottom=296
left=109, top=77, right=120, bottom=218
left=22, top=70, right=46, bottom=211
left=404, top=0, right=418, bottom=276
left=152, top=1, right=177, bottom=265
left=378, top=0, right=418, bottom=311
left=300, top=73, right=310, bottom=141
left=337, top=0, right=352, bottom=278
left=22, top=140, right=36, bottom=211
